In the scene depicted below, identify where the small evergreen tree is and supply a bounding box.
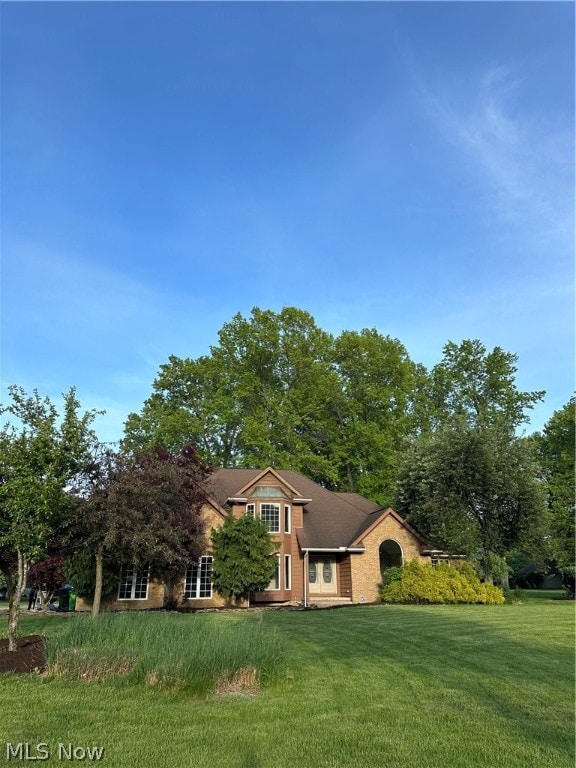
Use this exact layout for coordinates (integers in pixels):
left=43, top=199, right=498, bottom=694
left=211, top=514, right=278, bottom=602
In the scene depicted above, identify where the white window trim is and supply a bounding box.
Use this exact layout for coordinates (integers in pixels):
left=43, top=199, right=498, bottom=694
left=118, top=566, right=150, bottom=600
left=184, top=556, right=213, bottom=600
left=267, top=554, right=281, bottom=591
left=246, top=503, right=255, bottom=517
left=284, top=554, right=291, bottom=590
left=260, top=502, right=281, bottom=533
left=284, top=504, right=291, bottom=534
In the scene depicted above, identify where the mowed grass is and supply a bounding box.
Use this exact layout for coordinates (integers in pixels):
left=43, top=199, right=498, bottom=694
left=0, top=593, right=573, bottom=768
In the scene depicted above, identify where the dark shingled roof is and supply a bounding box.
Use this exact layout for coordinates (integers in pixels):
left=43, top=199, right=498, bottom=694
left=207, top=468, right=387, bottom=550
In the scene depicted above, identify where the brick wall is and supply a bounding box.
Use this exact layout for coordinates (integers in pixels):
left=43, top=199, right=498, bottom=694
left=350, top=515, right=427, bottom=603
left=76, top=502, right=229, bottom=612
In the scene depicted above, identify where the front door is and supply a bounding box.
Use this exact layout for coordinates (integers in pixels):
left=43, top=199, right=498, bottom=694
left=308, top=558, right=337, bottom=594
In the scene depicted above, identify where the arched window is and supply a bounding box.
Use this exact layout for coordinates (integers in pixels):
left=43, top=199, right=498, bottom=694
left=379, top=540, right=403, bottom=578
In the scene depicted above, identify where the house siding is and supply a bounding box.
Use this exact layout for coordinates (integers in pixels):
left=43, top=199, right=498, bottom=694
left=338, top=555, right=353, bottom=599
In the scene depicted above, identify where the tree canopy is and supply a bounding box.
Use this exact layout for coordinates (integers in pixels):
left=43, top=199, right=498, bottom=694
left=70, top=444, right=210, bottom=615
left=2, top=307, right=556, bottom=620
left=537, top=397, right=575, bottom=576
left=394, top=421, right=546, bottom=578
left=123, top=307, right=425, bottom=503
left=428, top=339, right=545, bottom=431
left=0, top=386, right=99, bottom=648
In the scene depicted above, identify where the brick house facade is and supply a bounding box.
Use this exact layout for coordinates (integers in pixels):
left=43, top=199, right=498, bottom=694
left=77, top=466, right=442, bottom=611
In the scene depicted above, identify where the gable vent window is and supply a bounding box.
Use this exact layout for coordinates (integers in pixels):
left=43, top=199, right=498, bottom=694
left=250, top=486, right=286, bottom=499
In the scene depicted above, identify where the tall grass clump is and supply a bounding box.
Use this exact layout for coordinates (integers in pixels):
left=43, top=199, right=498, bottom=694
left=46, top=612, right=286, bottom=696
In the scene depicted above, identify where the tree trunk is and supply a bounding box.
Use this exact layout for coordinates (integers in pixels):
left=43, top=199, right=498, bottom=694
left=7, top=549, right=28, bottom=652
left=91, top=548, right=103, bottom=618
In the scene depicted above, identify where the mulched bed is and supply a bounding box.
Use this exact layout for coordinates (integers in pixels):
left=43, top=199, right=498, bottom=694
left=0, top=635, right=46, bottom=674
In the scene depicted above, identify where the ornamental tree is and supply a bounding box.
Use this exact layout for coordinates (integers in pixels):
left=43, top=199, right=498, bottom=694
left=70, top=444, right=209, bottom=616
left=27, top=555, right=66, bottom=609
left=210, top=513, right=278, bottom=603
left=0, top=386, right=99, bottom=650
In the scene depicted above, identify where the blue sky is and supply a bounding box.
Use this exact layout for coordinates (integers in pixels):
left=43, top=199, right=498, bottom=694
left=1, top=1, right=574, bottom=444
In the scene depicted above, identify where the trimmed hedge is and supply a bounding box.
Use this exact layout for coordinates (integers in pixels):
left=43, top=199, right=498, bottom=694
left=379, top=560, right=505, bottom=605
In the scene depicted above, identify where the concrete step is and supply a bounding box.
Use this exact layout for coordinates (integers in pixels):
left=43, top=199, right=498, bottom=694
left=309, top=597, right=352, bottom=606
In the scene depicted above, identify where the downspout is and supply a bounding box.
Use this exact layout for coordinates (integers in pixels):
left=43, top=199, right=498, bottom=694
left=303, top=550, right=309, bottom=608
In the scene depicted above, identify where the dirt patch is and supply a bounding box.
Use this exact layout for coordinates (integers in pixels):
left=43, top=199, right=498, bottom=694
left=213, top=666, right=260, bottom=697
left=0, top=635, right=46, bottom=674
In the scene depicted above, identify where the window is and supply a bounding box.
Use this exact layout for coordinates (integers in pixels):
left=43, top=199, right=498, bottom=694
left=267, top=555, right=281, bottom=590
left=284, top=554, right=291, bottom=590
left=185, top=556, right=213, bottom=599
left=246, top=503, right=255, bottom=517
left=250, top=486, right=285, bottom=498
left=260, top=503, right=280, bottom=533
left=284, top=504, right=291, bottom=534
left=118, top=566, right=149, bottom=600
left=309, top=561, right=317, bottom=584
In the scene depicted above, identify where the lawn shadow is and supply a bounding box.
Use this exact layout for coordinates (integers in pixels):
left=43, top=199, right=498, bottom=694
left=261, top=604, right=574, bottom=757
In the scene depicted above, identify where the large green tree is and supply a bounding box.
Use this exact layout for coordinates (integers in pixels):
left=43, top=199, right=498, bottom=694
left=395, top=421, right=546, bottom=580
left=124, top=308, right=346, bottom=485
left=331, top=329, right=423, bottom=502
left=429, top=339, right=545, bottom=430
left=395, top=340, right=546, bottom=581
left=0, top=386, right=99, bottom=649
left=123, top=307, right=422, bottom=501
left=537, top=397, right=575, bottom=581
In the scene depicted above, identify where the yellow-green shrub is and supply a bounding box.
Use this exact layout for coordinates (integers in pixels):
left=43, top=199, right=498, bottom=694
left=379, top=560, right=505, bottom=605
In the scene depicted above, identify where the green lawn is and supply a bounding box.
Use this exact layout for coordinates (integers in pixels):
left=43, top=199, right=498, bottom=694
left=1, top=593, right=573, bottom=768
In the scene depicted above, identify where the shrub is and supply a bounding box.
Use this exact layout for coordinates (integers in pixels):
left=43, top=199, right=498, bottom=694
left=559, top=566, right=575, bottom=598
left=503, top=587, right=525, bottom=604
left=379, top=560, right=505, bottom=605
left=211, top=513, right=278, bottom=600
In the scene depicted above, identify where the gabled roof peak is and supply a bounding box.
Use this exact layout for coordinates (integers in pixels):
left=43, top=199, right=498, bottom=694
left=235, top=467, right=303, bottom=498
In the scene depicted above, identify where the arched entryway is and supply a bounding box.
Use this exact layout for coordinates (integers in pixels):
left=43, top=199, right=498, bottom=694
left=379, top=539, right=403, bottom=579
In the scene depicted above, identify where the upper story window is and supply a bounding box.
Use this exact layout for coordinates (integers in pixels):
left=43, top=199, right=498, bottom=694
left=284, top=504, right=291, bottom=534
left=260, top=503, right=280, bottom=533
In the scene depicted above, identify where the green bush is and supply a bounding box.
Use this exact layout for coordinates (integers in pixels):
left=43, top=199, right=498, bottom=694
left=379, top=559, right=505, bottom=605
left=503, top=587, right=525, bottom=604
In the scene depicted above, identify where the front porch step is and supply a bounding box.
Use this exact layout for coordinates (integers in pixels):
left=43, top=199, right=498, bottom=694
left=309, top=597, right=352, bottom=607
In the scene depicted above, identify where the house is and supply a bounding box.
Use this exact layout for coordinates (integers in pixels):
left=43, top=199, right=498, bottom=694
left=76, top=466, right=448, bottom=611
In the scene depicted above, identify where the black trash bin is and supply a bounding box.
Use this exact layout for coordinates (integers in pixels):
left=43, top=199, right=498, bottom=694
left=58, top=584, right=75, bottom=612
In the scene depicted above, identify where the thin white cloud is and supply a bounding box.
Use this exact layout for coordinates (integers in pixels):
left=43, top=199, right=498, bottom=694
left=415, top=64, right=573, bottom=248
